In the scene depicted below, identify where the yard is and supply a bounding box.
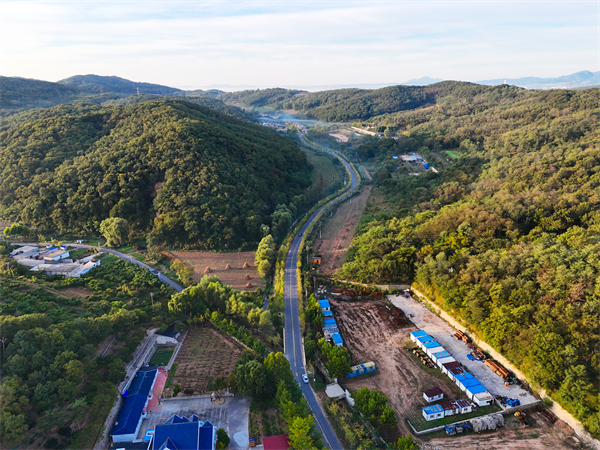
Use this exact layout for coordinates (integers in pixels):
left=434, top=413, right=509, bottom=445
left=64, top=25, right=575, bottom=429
left=170, top=323, right=245, bottom=395
left=168, top=251, right=264, bottom=291
left=149, top=347, right=175, bottom=366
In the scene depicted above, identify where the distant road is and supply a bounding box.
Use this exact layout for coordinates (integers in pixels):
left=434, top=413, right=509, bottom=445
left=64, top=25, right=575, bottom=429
left=284, top=132, right=359, bottom=449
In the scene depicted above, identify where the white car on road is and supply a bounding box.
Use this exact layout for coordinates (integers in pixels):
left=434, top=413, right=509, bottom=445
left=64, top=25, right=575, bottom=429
left=302, top=374, right=309, bottom=384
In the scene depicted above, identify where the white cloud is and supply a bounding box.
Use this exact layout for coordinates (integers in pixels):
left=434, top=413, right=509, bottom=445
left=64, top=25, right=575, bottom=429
left=1, top=1, right=597, bottom=88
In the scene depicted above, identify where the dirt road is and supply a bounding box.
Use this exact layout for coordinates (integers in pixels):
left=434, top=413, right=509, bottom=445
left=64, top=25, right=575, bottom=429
left=313, top=186, right=371, bottom=274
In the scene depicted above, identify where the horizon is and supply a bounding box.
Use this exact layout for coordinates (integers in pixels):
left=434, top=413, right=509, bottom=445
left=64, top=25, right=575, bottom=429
left=1, top=1, right=598, bottom=90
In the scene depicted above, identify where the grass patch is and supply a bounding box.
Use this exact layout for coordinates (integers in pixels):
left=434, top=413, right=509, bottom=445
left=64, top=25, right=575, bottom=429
left=101, top=255, right=119, bottom=264
left=408, top=404, right=502, bottom=432
left=445, top=150, right=460, bottom=159
left=131, top=252, right=146, bottom=262
left=117, top=246, right=134, bottom=253
left=149, top=348, right=175, bottom=366
left=165, top=363, right=178, bottom=389
left=301, top=146, right=345, bottom=202
left=69, top=248, right=88, bottom=259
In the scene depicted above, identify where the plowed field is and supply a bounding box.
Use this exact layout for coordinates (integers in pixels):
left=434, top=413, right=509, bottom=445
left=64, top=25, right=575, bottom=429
left=168, top=251, right=264, bottom=291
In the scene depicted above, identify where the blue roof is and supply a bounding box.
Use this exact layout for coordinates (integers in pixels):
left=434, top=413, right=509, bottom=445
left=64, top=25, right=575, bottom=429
left=422, top=404, right=444, bottom=414
left=154, top=417, right=214, bottom=450
left=460, top=378, right=481, bottom=388
left=323, top=310, right=333, bottom=317
left=332, top=333, right=343, bottom=344
left=417, top=335, right=433, bottom=343
left=324, top=318, right=336, bottom=325
left=423, top=340, right=441, bottom=348
left=410, top=330, right=428, bottom=338
left=199, top=421, right=214, bottom=450
left=319, top=299, right=330, bottom=308
left=112, top=368, right=157, bottom=436
left=432, top=350, right=451, bottom=359
left=466, top=384, right=488, bottom=395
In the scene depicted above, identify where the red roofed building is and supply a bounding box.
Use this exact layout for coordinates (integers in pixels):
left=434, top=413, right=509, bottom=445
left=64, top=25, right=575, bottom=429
left=262, top=435, right=290, bottom=450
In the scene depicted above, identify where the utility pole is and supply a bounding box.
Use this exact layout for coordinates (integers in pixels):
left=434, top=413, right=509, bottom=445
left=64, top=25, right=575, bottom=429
left=0, top=337, right=6, bottom=361
left=150, top=292, right=154, bottom=307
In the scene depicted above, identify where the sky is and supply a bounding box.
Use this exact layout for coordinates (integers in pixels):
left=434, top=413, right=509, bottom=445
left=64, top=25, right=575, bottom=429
left=1, top=0, right=598, bottom=90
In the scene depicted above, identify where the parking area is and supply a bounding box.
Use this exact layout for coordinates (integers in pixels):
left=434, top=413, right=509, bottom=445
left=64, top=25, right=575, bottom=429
left=388, top=294, right=538, bottom=404
left=137, top=394, right=250, bottom=450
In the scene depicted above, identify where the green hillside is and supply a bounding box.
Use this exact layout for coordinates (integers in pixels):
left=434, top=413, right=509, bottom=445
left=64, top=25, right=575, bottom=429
left=0, top=100, right=310, bottom=249
left=338, top=87, right=600, bottom=435
left=219, top=87, right=305, bottom=107
left=0, top=76, right=81, bottom=110
left=58, top=74, right=184, bottom=95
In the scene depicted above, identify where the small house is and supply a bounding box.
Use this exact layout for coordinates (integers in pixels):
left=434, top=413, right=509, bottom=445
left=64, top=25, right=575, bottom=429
left=472, top=391, right=494, bottom=406
left=416, top=335, right=434, bottom=349
left=454, top=399, right=472, bottom=414
left=313, top=256, right=322, bottom=265
left=319, top=299, right=331, bottom=312
left=323, top=310, right=333, bottom=317
left=423, top=387, right=444, bottom=403
left=458, top=378, right=482, bottom=393
left=331, top=333, right=343, bottom=347
left=422, top=404, right=444, bottom=421
left=465, top=384, right=488, bottom=401
left=441, top=401, right=458, bottom=416
left=436, top=355, right=455, bottom=368
left=442, top=361, right=463, bottom=378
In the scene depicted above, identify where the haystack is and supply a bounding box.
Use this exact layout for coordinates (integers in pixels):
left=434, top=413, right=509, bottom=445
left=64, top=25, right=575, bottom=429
left=244, top=274, right=251, bottom=280
left=246, top=282, right=253, bottom=288
left=242, top=262, right=250, bottom=268
left=225, top=263, right=231, bottom=270
left=204, top=266, right=212, bottom=274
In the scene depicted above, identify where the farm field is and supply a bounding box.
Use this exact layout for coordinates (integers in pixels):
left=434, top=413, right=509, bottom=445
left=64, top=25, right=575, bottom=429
left=312, top=185, right=371, bottom=274
left=301, top=146, right=345, bottom=204
left=169, top=251, right=263, bottom=291
left=149, top=348, right=174, bottom=366
left=171, top=323, right=245, bottom=395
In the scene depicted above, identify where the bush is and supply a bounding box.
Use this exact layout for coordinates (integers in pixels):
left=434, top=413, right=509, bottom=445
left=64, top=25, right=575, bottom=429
left=216, top=428, right=230, bottom=449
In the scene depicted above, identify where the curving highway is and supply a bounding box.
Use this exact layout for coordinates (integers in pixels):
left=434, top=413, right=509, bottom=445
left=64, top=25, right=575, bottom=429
left=284, top=133, right=359, bottom=449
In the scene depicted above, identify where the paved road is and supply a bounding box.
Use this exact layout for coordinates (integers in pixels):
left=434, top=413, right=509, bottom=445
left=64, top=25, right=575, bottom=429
left=284, top=133, right=359, bottom=449
left=59, top=243, right=185, bottom=292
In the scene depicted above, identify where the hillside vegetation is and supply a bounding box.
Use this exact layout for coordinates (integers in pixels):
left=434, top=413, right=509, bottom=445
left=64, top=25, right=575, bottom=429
left=0, top=100, right=310, bottom=249
left=338, top=86, right=600, bottom=435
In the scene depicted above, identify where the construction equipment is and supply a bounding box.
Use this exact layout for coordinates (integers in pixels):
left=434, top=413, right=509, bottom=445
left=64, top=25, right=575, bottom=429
left=445, top=421, right=473, bottom=435
left=514, top=411, right=529, bottom=426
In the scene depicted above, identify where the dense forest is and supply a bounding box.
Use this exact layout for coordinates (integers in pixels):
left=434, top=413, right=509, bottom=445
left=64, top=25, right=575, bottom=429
left=0, top=75, right=227, bottom=116
left=218, top=88, right=306, bottom=107
left=338, top=85, right=600, bottom=435
left=0, top=100, right=311, bottom=249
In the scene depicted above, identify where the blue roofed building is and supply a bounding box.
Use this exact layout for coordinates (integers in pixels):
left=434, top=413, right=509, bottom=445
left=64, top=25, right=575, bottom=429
left=153, top=415, right=217, bottom=450
left=331, top=333, right=343, bottom=347
left=319, top=299, right=331, bottom=311
left=111, top=367, right=158, bottom=443
left=422, top=404, right=444, bottom=421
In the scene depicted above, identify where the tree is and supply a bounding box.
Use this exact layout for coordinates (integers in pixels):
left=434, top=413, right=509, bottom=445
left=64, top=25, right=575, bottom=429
left=318, top=339, right=351, bottom=379
left=305, top=295, right=323, bottom=327
left=3, top=223, right=30, bottom=238
left=0, top=412, right=28, bottom=445
left=234, top=360, right=267, bottom=398
left=171, top=260, right=194, bottom=286
left=395, top=435, right=419, bottom=450
left=288, top=416, right=317, bottom=450
left=352, top=387, right=396, bottom=428
left=271, top=205, right=293, bottom=241
left=216, top=428, right=230, bottom=449
left=99, top=217, right=129, bottom=247
left=255, top=234, right=276, bottom=278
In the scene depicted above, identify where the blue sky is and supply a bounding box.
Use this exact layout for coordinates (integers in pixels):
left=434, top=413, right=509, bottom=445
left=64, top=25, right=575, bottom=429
left=1, top=1, right=597, bottom=90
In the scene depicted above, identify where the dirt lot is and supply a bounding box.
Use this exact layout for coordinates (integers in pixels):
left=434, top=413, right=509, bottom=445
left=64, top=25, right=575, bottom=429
left=169, top=251, right=264, bottom=291
left=329, top=297, right=464, bottom=436
left=313, top=185, right=371, bottom=274
left=172, top=323, right=245, bottom=394
left=62, top=286, right=93, bottom=297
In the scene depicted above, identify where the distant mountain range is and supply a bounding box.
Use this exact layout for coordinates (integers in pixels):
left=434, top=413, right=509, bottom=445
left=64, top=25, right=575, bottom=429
left=399, top=70, right=599, bottom=89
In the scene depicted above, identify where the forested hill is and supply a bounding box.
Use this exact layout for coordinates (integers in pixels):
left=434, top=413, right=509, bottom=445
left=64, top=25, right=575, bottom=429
left=338, top=87, right=600, bottom=435
left=0, top=76, right=81, bottom=110
left=58, top=74, right=184, bottom=95
left=219, top=81, right=497, bottom=122
left=0, top=100, right=310, bottom=249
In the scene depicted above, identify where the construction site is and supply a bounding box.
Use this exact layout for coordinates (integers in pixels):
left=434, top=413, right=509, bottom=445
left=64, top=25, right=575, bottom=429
left=316, top=288, right=585, bottom=449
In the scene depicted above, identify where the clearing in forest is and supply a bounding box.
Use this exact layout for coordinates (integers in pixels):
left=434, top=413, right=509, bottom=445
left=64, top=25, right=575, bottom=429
left=312, top=185, right=371, bottom=274
left=171, top=323, right=245, bottom=395
left=169, top=251, right=264, bottom=291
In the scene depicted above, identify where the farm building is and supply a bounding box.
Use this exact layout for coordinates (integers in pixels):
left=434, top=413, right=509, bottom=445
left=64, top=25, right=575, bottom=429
left=319, top=299, right=331, bottom=312
left=30, top=260, right=101, bottom=277
left=42, top=249, right=70, bottom=262
left=422, top=404, right=444, bottom=421
left=423, top=387, right=444, bottom=402
left=410, top=330, right=428, bottom=343
left=153, top=415, right=216, bottom=450
left=111, top=367, right=158, bottom=443
left=416, top=335, right=434, bottom=348
left=347, top=362, right=376, bottom=378
left=10, top=245, right=39, bottom=259
left=262, top=435, right=290, bottom=450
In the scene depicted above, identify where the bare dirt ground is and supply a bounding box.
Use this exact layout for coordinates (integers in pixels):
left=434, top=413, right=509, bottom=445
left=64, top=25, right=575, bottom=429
left=172, top=323, right=245, bottom=395
left=169, top=251, right=264, bottom=291
left=329, top=297, right=461, bottom=436
left=313, top=186, right=371, bottom=274
left=62, top=286, right=93, bottom=297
